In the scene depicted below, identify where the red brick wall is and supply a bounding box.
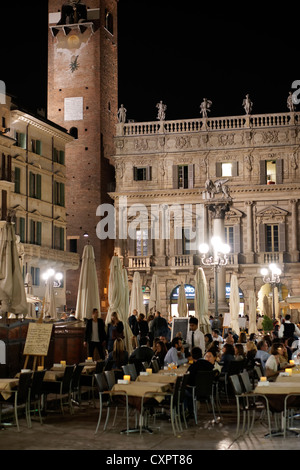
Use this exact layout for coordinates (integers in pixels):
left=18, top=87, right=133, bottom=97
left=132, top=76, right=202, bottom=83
left=48, top=0, right=118, bottom=312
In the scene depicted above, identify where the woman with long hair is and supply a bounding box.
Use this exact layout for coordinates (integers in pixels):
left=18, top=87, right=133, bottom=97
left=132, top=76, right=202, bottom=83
left=106, top=337, right=128, bottom=369
left=107, top=311, right=124, bottom=353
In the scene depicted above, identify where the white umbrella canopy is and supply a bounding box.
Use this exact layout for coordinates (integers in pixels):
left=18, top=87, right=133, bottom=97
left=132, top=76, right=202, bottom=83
left=229, top=273, right=240, bottom=335
left=0, top=222, right=28, bottom=318
left=122, top=266, right=133, bottom=354
left=24, top=272, right=35, bottom=318
left=44, top=278, right=57, bottom=320
left=194, top=268, right=211, bottom=334
left=149, top=274, right=161, bottom=313
left=106, top=255, right=126, bottom=325
left=129, top=271, right=145, bottom=316
left=75, top=244, right=100, bottom=320
left=177, top=282, right=188, bottom=317
left=248, top=290, right=258, bottom=335
left=274, top=286, right=280, bottom=320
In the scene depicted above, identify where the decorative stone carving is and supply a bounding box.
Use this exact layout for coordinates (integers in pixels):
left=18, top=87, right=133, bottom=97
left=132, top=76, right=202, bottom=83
left=200, top=98, right=212, bottom=118
left=117, top=104, right=127, bottom=123
left=242, top=94, right=253, bottom=115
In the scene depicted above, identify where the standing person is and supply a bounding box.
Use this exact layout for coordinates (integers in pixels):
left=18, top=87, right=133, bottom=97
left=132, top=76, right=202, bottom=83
left=107, top=311, right=124, bottom=353
left=151, top=311, right=169, bottom=339
left=186, top=317, right=205, bottom=355
left=136, top=313, right=149, bottom=345
left=278, top=314, right=300, bottom=340
left=83, top=308, right=107, bottom=360
left=128, top=309, right=138, bottom=349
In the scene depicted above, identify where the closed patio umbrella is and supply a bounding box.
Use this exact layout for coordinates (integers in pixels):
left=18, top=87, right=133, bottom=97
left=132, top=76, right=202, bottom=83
left=229, top=273, right=240, bottom=335
left=106, top=255, right=124, bottom=325
left=248, top=290, right=258, bottom=335
left=0, top=221, right=27, bottom=319
left=177, top=282, right=188, bottom=317
left=122, top=266, right=133, bottom=354
left=44, top=277, right=57, bottom=320
left=149, top=274, right=161, bottom=313
left=194, top=268, right=211, bottom=334
left=24, top=272, right=35, bottom=318
left=129, top=271, right=145, bottom=316
left=75, top=243, right=100, bottom=320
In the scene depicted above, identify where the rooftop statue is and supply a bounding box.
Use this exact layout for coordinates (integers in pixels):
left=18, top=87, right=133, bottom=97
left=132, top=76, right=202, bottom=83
left=242, top=94, right=253, bottom=115
left=117, top=104, right=127, bottom=123
left=57, top=0, right=88, bottom=25
left=287, top=91, right=296, bottom=112
left=200, top=98, right=212, bottom=118
left=156, top=100, right=167, bottom=121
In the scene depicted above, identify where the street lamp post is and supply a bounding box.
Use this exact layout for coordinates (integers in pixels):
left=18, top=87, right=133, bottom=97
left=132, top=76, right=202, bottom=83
left=199, top=236, right=230, bottom=318
left=260, top=264, right=281, bottom=321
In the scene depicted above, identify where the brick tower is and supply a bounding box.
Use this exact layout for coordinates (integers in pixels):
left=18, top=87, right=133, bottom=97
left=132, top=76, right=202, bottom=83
left=47, top=0, right=118, bottom=312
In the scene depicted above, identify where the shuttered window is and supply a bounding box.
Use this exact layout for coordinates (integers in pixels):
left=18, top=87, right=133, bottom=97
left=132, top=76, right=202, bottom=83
left=260, top=160, right=283, bottom=184
left=14, top=167, right=21, bottom=193
left=172, top=164, right=194, bottom=189
left=30, top=220, right=42, bottom=246
left=29, top=172, right=42, bottom=199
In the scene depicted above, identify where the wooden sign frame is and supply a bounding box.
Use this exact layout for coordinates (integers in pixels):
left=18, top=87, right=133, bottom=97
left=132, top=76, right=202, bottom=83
left=23, top=322, right=53, bottom=370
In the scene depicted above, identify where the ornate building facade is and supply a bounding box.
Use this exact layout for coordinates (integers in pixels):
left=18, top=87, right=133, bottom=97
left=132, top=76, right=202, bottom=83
left=112, top=108, right=300, bottom=319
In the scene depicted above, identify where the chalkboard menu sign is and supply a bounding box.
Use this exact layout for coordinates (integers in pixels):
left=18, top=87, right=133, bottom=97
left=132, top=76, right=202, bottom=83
left=171, top=318, right=189, bottom=341
left=23, top=323, right=53, bottom=357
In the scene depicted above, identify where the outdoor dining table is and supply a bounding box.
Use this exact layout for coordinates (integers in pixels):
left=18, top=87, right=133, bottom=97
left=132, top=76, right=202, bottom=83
left=137, top=373, right=179, bottom=384
left=253, top=380, right=300, bottom=437
left=0, top=378, right=19, bottom=400
left=111, top=380, right=172, bottom=434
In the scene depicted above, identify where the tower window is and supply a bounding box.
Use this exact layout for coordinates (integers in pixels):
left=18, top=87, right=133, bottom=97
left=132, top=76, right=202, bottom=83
left=69, top=127, right=78, bottom=139
left=105, top=9, right=113, bottom=34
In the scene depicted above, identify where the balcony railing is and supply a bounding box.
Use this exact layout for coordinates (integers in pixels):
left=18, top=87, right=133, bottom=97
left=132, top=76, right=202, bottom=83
left=116, top=112, right=300, bottom=137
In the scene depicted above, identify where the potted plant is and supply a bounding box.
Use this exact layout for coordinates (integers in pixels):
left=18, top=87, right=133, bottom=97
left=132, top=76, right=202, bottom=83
left=262, top=315, right=273, bottom=333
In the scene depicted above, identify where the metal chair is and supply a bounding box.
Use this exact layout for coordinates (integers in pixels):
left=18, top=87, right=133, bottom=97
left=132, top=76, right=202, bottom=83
left=194, top=370, right=218, bottom=422
left=71, top=363, right=84, bottom=408
left=28, top=369, right=46, bottom=427
left=122, top=363, right=137, bottom=381
left=0, top=372, right=32, bottom=431
left=42, top=365, right=74, bottom=415
left=94, top=373, right=129, bottom=434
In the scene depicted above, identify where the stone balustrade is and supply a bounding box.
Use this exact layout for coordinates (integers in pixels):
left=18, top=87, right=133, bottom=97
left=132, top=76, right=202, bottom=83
left=116, top=112, right=300, bottom=137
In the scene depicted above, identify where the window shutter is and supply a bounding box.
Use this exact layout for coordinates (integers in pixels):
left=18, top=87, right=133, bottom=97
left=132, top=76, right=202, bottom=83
left=60, top=183, right=65, bottom=207
left=37, top=222, right=42, bottom=246
left=30, top=220, right=34, bottom=244
left=146, top=166, right=152, bottom=181
left=14, top=167, right=20, bottom=193
left=19, top=217, right=25, bottom=243
left=216, top=162, right=222, bottom=177
left=133, top=167, right=137, bottom=181
left=259, top=160, right=266, bottom=185
left=279, top=223, right=286, bottom=252
left=276, top=159, right=283, bottom=184
left=1, top=153, right=5, bottom=180
left=29, top=172, right=34, bottom=197
left=60, top=227, right=64, bottom=250
left=188, top=164, right=194, bottom=189
left=172, top=165, right=178, bottom=189
left=19, top=133, right=26, bottom=149
left=175, top=226, right=183, bottom=254
left=258, top=224, right=266, bottom=252
left=53, top=148, right=58, bottom=163
left=36, top=140, right=42, bottom=155
left=233, top=224, right=241, bottom=253
left=36, top=174, right=42, bottom=199
left=59, top=150, right=65, bottom=165
left=231, top=161, right=238, bottom=177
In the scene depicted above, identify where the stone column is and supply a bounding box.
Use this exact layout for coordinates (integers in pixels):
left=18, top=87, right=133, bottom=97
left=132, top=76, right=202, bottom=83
left=245, top=201, right=254, bottom=263
left=208, top=201, right=231, bottom=315
left=290, top=199, right=299, bottom=262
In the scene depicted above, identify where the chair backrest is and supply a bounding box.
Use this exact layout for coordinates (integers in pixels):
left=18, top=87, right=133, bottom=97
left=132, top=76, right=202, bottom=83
left=94, top=373, right=109, bottom=393
left=142, top=362, right=149, bottom=370
left=122, top=364, right=130, bottom=376
left=104, top=370, right=116, bottom=390
left=172, top=375, right=183, bottom=405
left=71, top=364, right=85, bottom=391
left=195, top=371, right=215, bottom=399
left=30, top=370, right=46, bottom=400
left=61, top=365, right=75, bottom=394
left=178, top=373, right=190, bottom=404
left=229, top=374, right=243, bottom=396
left=239, top=370, right=253, bottom=393
left=254, top=364, right=263, bottom=380
left=95, top=361, right=106, bottom=373
left=127, top=363, right=137, bottom=381
left=17, top=372, right=33, bottom=405
left=150, top=357, right=160, bottom=373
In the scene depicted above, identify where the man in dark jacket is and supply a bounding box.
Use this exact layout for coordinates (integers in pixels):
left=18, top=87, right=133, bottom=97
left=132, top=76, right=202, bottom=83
left=151, top=311, right=169, bottom=339
left=83, top=308, right=107, bottom=360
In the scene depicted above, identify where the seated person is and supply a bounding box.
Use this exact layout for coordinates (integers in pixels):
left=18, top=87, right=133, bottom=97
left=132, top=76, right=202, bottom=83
left=187, top=347, right=214, bottom=386
left=164, top=337, right=189, bottom=366
left=129, top=336, right=154, bottom=365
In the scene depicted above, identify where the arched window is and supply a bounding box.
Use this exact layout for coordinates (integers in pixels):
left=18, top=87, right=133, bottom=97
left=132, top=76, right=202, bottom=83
left=70, top=127, right=78, bottom=139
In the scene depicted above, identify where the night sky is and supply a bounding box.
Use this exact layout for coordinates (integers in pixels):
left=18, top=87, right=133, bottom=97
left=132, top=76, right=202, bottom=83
left=1, top=1, right=299, bottom=122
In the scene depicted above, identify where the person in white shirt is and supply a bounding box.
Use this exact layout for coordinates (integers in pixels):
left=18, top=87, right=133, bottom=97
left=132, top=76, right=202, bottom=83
left=278, top=314, right=300, bottom=339
left=164, top=337, right=188, bottom=366
left=212, top=328, right=224, bottom=346
left=186, top=317, right=205, bottom=355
